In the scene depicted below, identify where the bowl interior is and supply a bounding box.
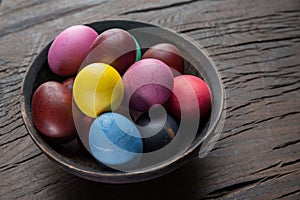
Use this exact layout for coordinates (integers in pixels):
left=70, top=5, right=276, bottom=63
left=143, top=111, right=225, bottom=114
left=21, top=20, right=223, bottom=183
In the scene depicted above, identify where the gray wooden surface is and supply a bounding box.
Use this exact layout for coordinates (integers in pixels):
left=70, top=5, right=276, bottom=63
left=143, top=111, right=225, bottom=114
left=0, top=0, right=299, bottom=199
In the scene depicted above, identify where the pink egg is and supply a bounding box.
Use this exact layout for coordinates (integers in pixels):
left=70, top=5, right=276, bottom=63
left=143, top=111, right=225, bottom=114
left=48, top=25, right=98, bottom=76
left=165, top=75, right=211, bottom=121
left=123, top=58, right=174, bottom=112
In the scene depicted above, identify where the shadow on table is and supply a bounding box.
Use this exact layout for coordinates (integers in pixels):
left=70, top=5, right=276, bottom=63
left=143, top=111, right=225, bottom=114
left=60, top=158, right=209, bottom=199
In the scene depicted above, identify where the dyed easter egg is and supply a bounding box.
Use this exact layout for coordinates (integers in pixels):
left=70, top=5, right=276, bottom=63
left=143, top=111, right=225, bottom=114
left=122, top=58, right=174, bottom=112
left=48, top=25, right=98, bottom=76
left=142, top=43, right=184, bottom=76
left=136, top=112, right=178, bottom=152
left=72, top=101, right=94, bottom=151
left=62, top=77, right=75, bottom=92
left=132, top=35, right=141, bottom=61
left=165, top=75, right=211, bottom=121
left=81, top=28, right=138, bottom=75
left=32, top=81, right=76, bottom=143
left=73, top=63, right=124, bottom=118
left=89, top=113, right=143, bottom=169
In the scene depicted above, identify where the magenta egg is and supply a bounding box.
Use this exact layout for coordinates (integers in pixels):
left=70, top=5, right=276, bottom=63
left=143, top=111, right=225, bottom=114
left=165, top=75, right=211, bottom=121
left=48, top=25, right=98, bottom=76
left=142, top=43, right=184, bottom=76
left=32, top=81, right=76, bottom=143
left=123, top=58, right=174, bottom=112
left=80, top=28, right=137, bottom=75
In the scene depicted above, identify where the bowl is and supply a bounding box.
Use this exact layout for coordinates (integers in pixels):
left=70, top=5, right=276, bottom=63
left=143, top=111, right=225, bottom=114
left=20, top=20, right=224, bottom=183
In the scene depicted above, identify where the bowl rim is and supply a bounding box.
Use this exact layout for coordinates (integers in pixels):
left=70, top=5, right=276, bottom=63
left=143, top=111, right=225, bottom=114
left=20, top=19, right=224, bottom=183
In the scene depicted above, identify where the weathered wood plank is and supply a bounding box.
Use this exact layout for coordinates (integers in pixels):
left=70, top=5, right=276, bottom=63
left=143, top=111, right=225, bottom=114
left=0, top=0, right=299, bottom=199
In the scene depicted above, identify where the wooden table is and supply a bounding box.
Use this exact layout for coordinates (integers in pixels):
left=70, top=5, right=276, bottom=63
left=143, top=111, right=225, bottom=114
left=1, top=0, right=299, bottom=199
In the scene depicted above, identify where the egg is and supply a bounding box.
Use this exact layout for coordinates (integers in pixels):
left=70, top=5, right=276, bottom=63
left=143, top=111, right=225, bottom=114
left=114, top=104, right=142, bottom=122
left=81, top=28, right=138, bottom=75
left=72, top=101, right=94, bottom=151
left=73, top=63, right=124, bottom=118
left=89, top=113, right=143, bottom=169
left=165, top=75, right=211, bottom=121
left=132, top=35, right=141, bottom=61
left=122, top=58, right=174, bottom=112
left=136, top=111, right=178, bottom=152
left=48, top=25, right=98, bottom=76
left=62, top=77, right=75, bottom=92
left=142, top=43, right=184, bottom=76
left=31, top=81, right=76, bottom=143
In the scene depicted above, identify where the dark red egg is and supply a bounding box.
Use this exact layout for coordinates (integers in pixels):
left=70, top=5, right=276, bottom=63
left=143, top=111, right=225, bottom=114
left=31, top=81, right=76, bottom=143
left=62, top=77, right=75, bottom=92
left=142, top=43, right=184, bottom=76
left=80, top=28, right=137, bottom=75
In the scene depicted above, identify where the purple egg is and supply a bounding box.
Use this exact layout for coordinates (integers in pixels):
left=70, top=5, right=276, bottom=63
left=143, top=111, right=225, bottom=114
left=48, top=25, right=98, bottom=76
left=123, top=58, right=174, bottom=112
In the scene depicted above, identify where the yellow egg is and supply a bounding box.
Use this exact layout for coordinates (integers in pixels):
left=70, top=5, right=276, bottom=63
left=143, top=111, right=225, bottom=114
left=73, top=63, right=124, bottom=118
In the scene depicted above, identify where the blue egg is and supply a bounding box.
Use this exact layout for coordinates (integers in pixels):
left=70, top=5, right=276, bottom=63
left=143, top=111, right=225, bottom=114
left=89, top=112, right=143, bottom=169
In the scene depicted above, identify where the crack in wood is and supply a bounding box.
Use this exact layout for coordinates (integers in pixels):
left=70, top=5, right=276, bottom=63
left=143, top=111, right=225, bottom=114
left=0, top=0, right=52, bottom=17
left=179, top=26, right=215, bottom=34
left=0, top=152, right=42, bottom=172
left=259, top=44, right=291, bottom=51
left=227, top=101, right=255, bottom=113
left=205, top=171, right=298, bottom=199
left=0, top=122, right=24, bottom=137
left=279, top=9, right=300, bottom=13
left=225, top=110, right=255, bottom=121
left=204, top=177, right=265, bottom=198
left=277, top=63, right=300, bottom=70
left=219, top=127, right=253, bottom=141
left=221, top=13, right=280, bottom=25
left=281, top=158, right=300, bottom=167
left=267, top=81, right=300, bottom=90
left=0, top=115, right=22, bottom=130
left=120, top=0, right=200, bottom=15
left=0, top=1, right=107, bottom=38
left=228, top=54, right=296, bottom=69
left=219, top=114, right=290, bottom=141
left=249, top=86, right=300, bottom=102
left=32, top=180, right=60, bottom=195
left=274, top=171, right=297, bottom=180
left=226, top=36, right=300, bottom=48
left=279, top=111, right=300, bottom=119
left=250, top=161, right=283, bottom=175
left=0, top=133, right=28, bottom=147
left=275, top=189, right=300, bottom=199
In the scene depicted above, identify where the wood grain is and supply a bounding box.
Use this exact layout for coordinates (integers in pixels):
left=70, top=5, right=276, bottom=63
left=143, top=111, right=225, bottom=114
left=1, top=0, right=300, bottom=199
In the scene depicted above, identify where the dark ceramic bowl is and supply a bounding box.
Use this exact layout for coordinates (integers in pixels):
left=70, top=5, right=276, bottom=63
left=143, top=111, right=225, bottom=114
left=20, top=20, right=224, bottom=183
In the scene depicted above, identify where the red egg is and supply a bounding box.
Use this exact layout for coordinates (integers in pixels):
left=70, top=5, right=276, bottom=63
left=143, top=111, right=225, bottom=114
left=72, top=101, right=94, bottom=151
left=142, top=43, right=184, bottom=76
left=62, top=77, right=75, bottom=92
left=32, top=81, right=76, bottom=143
left=80, top=28, right=137, bottom=75
left=165, top=75, right=211, bottom=121
left=48, top=25, right=98, bottom=76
